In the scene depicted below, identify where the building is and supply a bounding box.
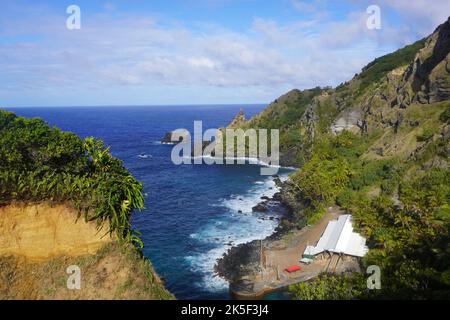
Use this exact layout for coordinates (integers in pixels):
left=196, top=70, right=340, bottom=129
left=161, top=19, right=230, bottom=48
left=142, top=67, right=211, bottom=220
left=300, top=214, right=368, bottom=264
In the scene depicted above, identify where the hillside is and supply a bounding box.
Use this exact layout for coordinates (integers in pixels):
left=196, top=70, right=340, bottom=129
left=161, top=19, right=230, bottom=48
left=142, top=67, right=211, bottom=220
left=0, top=111, right=174, bottom=299
left=227, top=17, right=450, bottom=299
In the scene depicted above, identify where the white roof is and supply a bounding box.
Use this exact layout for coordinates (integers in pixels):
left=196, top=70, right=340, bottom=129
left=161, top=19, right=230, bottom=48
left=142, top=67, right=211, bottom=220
left=303, top=215, right=368, bottom=258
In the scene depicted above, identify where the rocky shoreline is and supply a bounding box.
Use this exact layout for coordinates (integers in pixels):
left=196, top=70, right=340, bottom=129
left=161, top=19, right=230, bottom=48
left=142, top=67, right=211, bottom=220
left=214, top=192, right=360, bottom=299
left=215, top=176, right=304, bottom=289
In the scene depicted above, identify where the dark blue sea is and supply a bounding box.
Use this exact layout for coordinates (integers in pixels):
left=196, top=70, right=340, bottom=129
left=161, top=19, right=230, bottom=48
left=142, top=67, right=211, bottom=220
left=6, top=105, right=293, bottom=299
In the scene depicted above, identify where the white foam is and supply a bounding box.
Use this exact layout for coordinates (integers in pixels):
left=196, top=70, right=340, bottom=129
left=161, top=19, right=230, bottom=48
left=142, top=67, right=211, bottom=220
left=185, top=155, right=298, bottom=170
left=222, top=179, right=277, bottom=214
left=137, top=154, right=152, bottom=159
left=185, top=172, right=290, bottom=292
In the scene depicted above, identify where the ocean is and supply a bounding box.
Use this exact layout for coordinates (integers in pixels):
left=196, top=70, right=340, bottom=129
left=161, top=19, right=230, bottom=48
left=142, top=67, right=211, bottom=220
left=6, top=105, right=293, bottom=299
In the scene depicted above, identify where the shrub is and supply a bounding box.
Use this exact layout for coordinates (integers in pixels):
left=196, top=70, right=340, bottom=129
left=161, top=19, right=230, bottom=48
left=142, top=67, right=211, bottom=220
left=416, top=128, right=434, bottom=142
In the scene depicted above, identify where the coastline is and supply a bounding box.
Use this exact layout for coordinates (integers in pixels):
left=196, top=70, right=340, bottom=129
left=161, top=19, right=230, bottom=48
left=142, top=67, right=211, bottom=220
left=185, top=170, right=293, bottom=294
left=215, top=179, right=361, bottom=299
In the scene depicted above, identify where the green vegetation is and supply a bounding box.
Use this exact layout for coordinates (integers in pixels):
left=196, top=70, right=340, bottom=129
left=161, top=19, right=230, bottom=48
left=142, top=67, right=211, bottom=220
left=0, top=110, right=145, bottom=247
left=289, top=124, right=449, bottom=298
left=439, top=104, right=450, bottom=123
left=356, top=38, right=426, bottom=93
left=290, top=273, right=369, bottom=300
left=290, top=152, right=351, bottom=224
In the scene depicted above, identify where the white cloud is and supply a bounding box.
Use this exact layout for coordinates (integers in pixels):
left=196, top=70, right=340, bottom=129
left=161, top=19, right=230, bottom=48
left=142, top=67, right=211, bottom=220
left=380, top=0, right=450, bottom=32
left=353, top=0, right=449, bottom=37
left=188, top=57, right=217, bottom=69
left=0, top=0, right=447, bottom=105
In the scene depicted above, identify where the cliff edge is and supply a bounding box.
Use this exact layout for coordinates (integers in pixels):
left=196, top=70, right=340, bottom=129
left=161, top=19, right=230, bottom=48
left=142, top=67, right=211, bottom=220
left=0, top=111, right=174, bottom=300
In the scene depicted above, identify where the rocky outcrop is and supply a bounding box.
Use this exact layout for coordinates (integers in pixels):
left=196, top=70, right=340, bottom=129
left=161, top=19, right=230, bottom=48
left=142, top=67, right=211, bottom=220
left=215, top=240, right=262, bottom=282
left=161, top=131, right=175, bottom=144
left=216, top=174, right=296, bottom=283
left=161, top=131, right=190, bottom=144
left=227, top=108, right=246, bottom=128
left=305, top=103, right=316, bottom=142
left=331, top=109, right=362, bottom=134
left=397, top=17, right=450, bottom=107
left=252, top=203, right=269, bottom=212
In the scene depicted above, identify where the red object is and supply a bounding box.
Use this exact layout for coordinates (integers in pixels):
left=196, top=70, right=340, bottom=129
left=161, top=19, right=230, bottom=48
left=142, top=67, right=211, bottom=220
left=285, top=265, right=301, bottom=273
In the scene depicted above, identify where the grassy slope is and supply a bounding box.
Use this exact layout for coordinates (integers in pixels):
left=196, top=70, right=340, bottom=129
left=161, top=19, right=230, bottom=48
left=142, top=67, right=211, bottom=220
left=0, top=242, right=174, bottom=300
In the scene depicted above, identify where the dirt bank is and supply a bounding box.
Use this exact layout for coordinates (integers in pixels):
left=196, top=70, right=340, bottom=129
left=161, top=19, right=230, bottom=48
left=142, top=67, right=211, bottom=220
left=0, top=203, right=174, bottom=300
left=0, top=203, right=112, bottom=261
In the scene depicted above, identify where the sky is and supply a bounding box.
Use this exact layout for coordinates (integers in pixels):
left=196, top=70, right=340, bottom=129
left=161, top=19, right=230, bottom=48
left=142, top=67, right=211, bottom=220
left=0, top=0, right=449, bottom=107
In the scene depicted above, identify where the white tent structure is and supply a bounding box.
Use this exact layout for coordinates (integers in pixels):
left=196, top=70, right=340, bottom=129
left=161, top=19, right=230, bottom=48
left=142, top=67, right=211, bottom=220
left=301, top=215, right=368, bottom=263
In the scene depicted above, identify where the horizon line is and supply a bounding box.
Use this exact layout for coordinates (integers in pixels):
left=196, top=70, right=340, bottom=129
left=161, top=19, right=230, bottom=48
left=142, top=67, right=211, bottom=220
left=4, top=103, right=269, bottom=109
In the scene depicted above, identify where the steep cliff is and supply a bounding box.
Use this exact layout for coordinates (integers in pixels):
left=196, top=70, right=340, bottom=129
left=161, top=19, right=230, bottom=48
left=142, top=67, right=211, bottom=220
left=227, top=17, right=450, bottom=299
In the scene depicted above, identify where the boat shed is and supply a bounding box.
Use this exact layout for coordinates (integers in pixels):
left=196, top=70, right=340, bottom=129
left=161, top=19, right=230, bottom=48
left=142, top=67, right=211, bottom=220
left=302, top=214, right=368, bottom=260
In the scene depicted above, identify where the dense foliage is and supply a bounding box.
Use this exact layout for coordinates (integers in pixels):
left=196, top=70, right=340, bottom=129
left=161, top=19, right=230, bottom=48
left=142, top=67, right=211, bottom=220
left=0, top=110, right=145, bottom=247
left=290, top=151, right=351, bottom=224
left=289, top=118, right=449, bottom=299
left=290, top=273, right=369, bottom=300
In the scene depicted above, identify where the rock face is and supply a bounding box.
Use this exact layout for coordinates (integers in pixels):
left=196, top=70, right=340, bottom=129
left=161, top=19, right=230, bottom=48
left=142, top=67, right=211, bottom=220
left=333, top=18, right=450, bottom=136
left=220, top=18, right=450, bottom=168
left=397, top=17, right=450, bottom=107
left=331, top=109, right=362, bottom=134
left=0, top=204, right=112, bottom=260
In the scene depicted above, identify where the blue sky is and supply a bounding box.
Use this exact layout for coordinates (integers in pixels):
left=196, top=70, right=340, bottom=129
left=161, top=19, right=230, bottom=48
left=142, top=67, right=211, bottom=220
left=0, top=0, right=448, bottom=106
